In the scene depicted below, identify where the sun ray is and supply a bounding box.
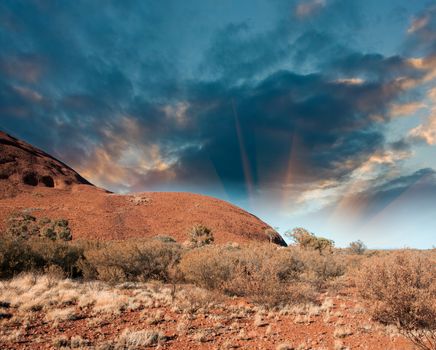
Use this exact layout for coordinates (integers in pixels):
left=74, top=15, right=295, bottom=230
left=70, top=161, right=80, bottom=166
left=281, top=131, right=305, bottom=210
left=232, top=99, right=254, bottom=204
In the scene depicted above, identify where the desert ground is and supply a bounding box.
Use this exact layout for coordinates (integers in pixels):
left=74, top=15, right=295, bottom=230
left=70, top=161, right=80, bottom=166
left=1, top=132, right=435, bottom=350
left=0, top=235, right=434, bottom=350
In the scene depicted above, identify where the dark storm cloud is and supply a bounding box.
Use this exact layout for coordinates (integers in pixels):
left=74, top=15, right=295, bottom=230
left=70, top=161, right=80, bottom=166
left=200, top=0, right=364, bottom=82
left=327, top=53, right=423, bottom=82
left=101, top=60, right=420, bottom=198
left=158, top=66, right=413, bottom=196
left=201, top=21, right=294, bottom=81
left=0, top=0, right=433, bottom=201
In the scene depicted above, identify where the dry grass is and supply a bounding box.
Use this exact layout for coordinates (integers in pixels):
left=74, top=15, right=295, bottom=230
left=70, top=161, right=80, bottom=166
left=333, top=326, right=353, bottom=338
left=116, top=328, right=165, bottom=348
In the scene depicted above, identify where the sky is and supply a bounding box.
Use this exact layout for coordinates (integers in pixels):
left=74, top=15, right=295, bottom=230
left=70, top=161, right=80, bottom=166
left=1, top=0, right=435, bottom=248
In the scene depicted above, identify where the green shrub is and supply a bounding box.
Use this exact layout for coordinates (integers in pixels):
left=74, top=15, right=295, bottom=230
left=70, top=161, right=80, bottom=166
left=5, top=212, right=72, bottom=241
left=6, top=213, right=39, bottom=239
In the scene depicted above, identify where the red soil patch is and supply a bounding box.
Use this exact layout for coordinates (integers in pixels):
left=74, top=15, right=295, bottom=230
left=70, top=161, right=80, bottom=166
left=0, top=131, right=285, bottom=245
left=0, top=284, right=413, bottom=350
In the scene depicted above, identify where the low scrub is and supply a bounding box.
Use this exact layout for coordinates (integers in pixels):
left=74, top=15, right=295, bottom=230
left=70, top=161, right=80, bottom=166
left=79, top=239, right=181, bottom=283
left=6, top=212, right=72, bottom=241
left=357, top=252, right=436, bottom=350
left=0, top=231, right=346, bottom=307
left=0, top=236, right=83, bottom=278
left=179, top=244, right=343, bottom=306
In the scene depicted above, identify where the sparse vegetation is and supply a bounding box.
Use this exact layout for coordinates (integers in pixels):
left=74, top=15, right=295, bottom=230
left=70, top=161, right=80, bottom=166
left=287, top=227, right=334, bottom=255
left=188, top=224, right=214, bottom=247
left=79, top=239, right=181, bottom=283
left=0, top=235, right=84, bottom=278
left=348, top=240, right=367, bottom=255
left=358, top=252, right=436, bottom=350
left=0, top=220, right=435, bottom=349
left=6, top=212, right=72, bottom=241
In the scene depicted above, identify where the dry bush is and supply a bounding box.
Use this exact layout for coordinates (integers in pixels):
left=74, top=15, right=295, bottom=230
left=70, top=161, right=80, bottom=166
left=178, top=245, right=234, bottom=290
left=290, top=248, right=346, bottom=290
left=30, top=240, right=84, bottom=278
left=80, top=239, right=181, bottom=283
left=357, top=251, right=436, bottom=350
left=179, top=244, right=317, bottom=307
left=0, top=237, right=44, bottom=278
left=347, top=240, right=367, bottom=255
left=188, top=224, right=214, bottom=248
left=0, top=236, right=84, bottom=278
left=287, top=227, right=334, bottom=255
left=222, top=245, right=313, bottom=306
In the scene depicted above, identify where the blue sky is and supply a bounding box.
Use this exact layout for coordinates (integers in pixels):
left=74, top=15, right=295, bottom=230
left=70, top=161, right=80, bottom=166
left=1, top=0, right=435, bottom=248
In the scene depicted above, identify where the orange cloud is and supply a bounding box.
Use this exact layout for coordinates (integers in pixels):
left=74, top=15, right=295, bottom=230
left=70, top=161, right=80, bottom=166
left=390, top=101, right=426, bottom=117
left=334, top=78, right=365, bottom=85
left=409, top=108, right=436, bottom=145
left=76, top=117, right=177, bottom=190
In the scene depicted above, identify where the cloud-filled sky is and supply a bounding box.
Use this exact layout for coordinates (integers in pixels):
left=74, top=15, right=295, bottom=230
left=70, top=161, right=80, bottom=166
left=1, top=0, right=435, bottom=248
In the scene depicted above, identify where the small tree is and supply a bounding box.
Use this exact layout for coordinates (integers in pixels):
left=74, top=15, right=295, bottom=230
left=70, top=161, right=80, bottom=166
left=287, top=227, right=334, bottom=254
left=348, top=240, right=366, bottom=255
left=189, top=224, right=214, bottom=247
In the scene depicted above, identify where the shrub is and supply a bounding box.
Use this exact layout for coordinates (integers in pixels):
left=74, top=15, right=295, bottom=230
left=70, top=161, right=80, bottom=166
left=299, top=249, right=346, bottom=289
left=30, top=240, right=84, bottom=278
left=179, top=244, right=316, bottom=306
left=189, top=224, right=214, bottom=247
left=348, top=240, right=366, bottom=255
left=0, top=237, right=44, bottom=278
left=287, top=227, right=334, bottom=254
left=5, top=212, right=72, bottom=241
left=81, top=239, right=181, bottom=283
left=357, top=252, right=436, bottom=350
left=179, top=246, right=234, bottom=290
left=0, top=236, right=84, bottom=278
left=53, top=219, right=72, bottom=241
left=223, top=246, right=312, bottom=306
left=6, top=212, right=39, bottom=239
